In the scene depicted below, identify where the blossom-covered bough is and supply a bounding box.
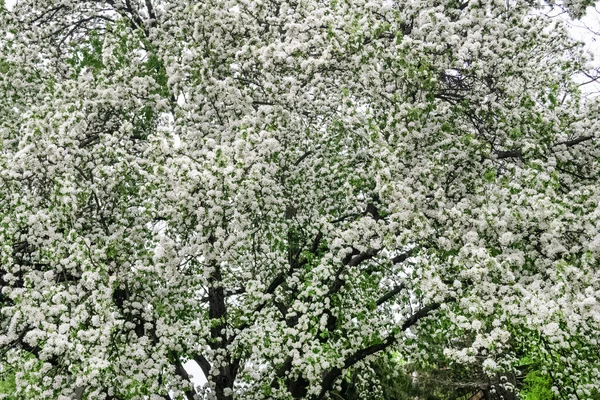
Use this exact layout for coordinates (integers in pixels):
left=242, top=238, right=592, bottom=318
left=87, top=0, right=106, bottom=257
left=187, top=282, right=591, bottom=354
left=0, top=0, right=599, bottom=399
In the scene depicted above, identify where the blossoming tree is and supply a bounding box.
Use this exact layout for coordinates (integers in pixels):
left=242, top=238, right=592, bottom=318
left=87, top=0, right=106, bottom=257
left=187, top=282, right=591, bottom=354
left=0, top=0, right=599, bottom=399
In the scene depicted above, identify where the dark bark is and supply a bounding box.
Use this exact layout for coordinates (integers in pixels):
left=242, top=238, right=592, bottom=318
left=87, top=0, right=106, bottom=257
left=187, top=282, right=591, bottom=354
left=174, top=355, right=197, bottom=400
left=495, top=135, right=594, bottom=159
left=496, top=149, right=523, bottom=159
left=208, top=263, right=236, bottom=400
left=194, top=354, right=212, bottom=381
left=270, top=357, right=309, bottom=399
left=375, top=284, right=405, bottom=306
left=269, top=246, right=417, bottom=397
left=73, top=386, right=85, bottom=400
left=316, top=301, right=444, bottom=399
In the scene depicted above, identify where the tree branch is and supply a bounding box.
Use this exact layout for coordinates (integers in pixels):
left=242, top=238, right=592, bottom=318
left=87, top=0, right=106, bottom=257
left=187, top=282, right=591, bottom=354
left=233, top=231, right=323, bottom=337
left=555, top=135, right=594, bottom=147
left=145, top=0, right=156, bottom=21
left=495, top=149, right=523, bottom=159
left=375, top=284, right=405, bottom=307
left=317, top=301, right=444, bottom=399
left=193, top=354, right=211, bottom=381
left=347, top=247, right=380, bottom=267
left=495, top=135, right=595, bottom=159
left=391, top=247, right=417, bottom=264
left=173, top=356, right=196, bottom=400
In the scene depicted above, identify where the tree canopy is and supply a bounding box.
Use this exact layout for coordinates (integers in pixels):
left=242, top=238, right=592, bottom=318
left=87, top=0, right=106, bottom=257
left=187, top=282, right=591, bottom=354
left=0, top=0, right=599, bottom=399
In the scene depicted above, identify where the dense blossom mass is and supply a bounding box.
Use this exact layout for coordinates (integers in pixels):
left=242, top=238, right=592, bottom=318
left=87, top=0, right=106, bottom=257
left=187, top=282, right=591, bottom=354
left=0, top=0, right=599, bottom=399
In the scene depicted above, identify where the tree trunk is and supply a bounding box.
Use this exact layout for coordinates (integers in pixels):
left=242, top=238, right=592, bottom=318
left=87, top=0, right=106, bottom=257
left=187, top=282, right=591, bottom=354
left=208, top=262, right=235, bottom=400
